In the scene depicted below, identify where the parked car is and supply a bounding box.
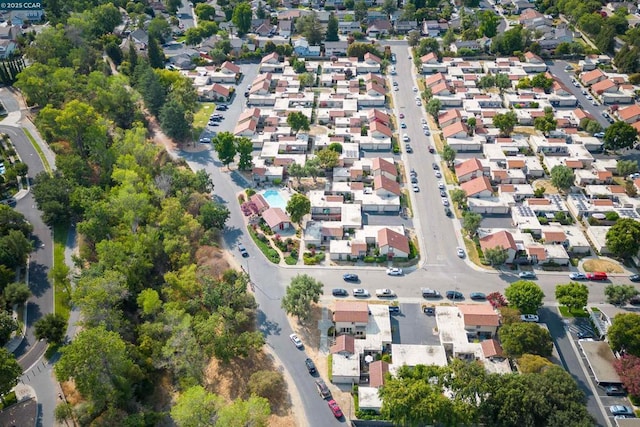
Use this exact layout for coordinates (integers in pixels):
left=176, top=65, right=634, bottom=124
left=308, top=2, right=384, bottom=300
left=411, top=176, right=418, bottom=184
left=629, top=274, right=640, bottom=282
left=412, top=184, right=420, bottom=192
left=605, top=385, right=626, bottom=396
left=432, top=162, right=439, bottom=170
left=388, top=305, right=400, bottom=314
left=423, top=305, right=435, bottom=315
left=518, top=271, right=536, bottom=279
left=424, top=129, right=431, bottom=136
left=630, top=295, right=640, bottom=305
left=400, top=121, right=406, bottom=128
left=442, top=198, right=449, bottom=206
left=422, top=288, right=441, bottom=298
left=216, top=105, right=228, bottom=111
left=520, top=314, right=539, bottom=322
left=610, top=406, right=634, bottom=416
left=315, top=379, right=331, bottom=398
left=428, top=145, right=435, bottom=153
left=332, top=288, right=348, bottom=297
left=406, top=144, right=413, bottom=153
left=470, top=292, right=486, bottom=300
left=305, top=358, right=317, bottom=374
left=438, top=181, right=445, bottom=189
left=440, top=190, right=446, bottom=197
left=586, top=272, right=608, bottom=281
left=328, top=399, right=343, bottom=418
left=199, top=137, right=211, bottom=143
left=375, top=288, right=396, bottom=297
left=456, top=247, right=465, bottom=258
left=569, top=272, right=586, bottom=280
left=445, top=208, right=453, bottom=217
left=403, top=134, right=409, bottom=142
left=238, top=244, right=249, bottom=258
left=577, top=331, right=593, bottom=339
left=343, top=273, right=359, bottom=282
left=290, top=333, right=303, bottom=348
left=446, top=290, right=463, bottom=300
left=386, top=267, right=403, bottom=276
left=353, top=288, right=370, bottom=297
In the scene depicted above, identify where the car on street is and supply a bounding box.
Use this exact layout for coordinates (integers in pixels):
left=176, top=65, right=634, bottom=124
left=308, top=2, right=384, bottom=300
left=393, top=81, right=398, bottom=86
left=386, top=267, right=403, bottom=276
left=375, top=288, right=396, bottom=297
left=428, top=145, right=434, bottom=152
left=569, top=272, right=586, bottom=280
left=518, top=271, right=536, bottom=279
left=432, top=162, right=439, bottom=170
left=446, top=290, right=464, bottom=300
left=315, top=379, right=331, bottom=398
left=388, top=305, right=400, bottom=314
left=353, top=288, right=370, bottom=297
left=586, top=272, right=608, bottom=281
left=610, top=406, right=634, bottom=416
left=520, top=314, right=539, bottom=322
left=442, top=198, right=449, bottom=206
left=445, top=207, right=453, bottom=217
left=208, top=122, right=219, bottom=127
left=416, top=100, right=422, bottom=106
left=394, top=86, right=399, bottom=91
left=199, top=137, right=211, bottom=143
left=422, top=288, right=441, bottom=298
left=593, top=132, right=605, bottom=138
left=400, top=121, right=406, bottom=128
left=412, top=183, right=420, bottom=192
left=412, top=86, right=418, bottom=92
left=577, top=331, right=593, bottom=339
left=410, top=168, right=417, bottom=177
left=423, top=305, right=435, bottom=315
left=424, top=129, right=430, bottom=135
left=290, top=333, right=303, bottom=348
left=456, top=247, right=465, bottom=258
left=332, top=288, right=348, bottom=297
left=591, top=100, right=598, bottom=105
left=630, top=295, right=640, bottom=305
left=440, top=190, right=447, bottom=197
left=630, top=274, right=640, bottom=282
left=343, top=273, right=359, bottom=282
left=435, top=171, right=442, bottom=178
left=403, top=134, right=409, bottom=142
left=406, top=144, right=413, bottom=153
left=216, top=105, right=228, bottom=111
left=399, top=113, right=404, bottom=118
left=411, top=176, right=418, bottom=184
left=470, top=292, right=486, bottom=300
left=305, top=358, right=317, bottom=374
left=328, top=399, right=343, bottom=418
left=605, top=385, right=626, bottom=396
left=421, top=118, right=427, bottom=124
left=438, top=181, right=445, bottom=189
left=238, top=243, right=249, bottom=258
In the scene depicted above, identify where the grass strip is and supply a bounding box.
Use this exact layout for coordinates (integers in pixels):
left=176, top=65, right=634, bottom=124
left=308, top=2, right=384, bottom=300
left=53, top=224, right=70, bottom=321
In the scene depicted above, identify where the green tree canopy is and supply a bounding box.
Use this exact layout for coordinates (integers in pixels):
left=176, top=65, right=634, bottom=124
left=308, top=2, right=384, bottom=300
left=499, top=322, right=553, bottom=357
left=604, top=121, right=638, bottom=150
left=171, top=385, right=222, bottom=427
left=325, top=13, right=339, bottom=41
left=314, top=147, right=340, bottom=170
left=617, top=159, right=639, bottom=177
left=517, top=354, right=554, bottom=373
left=34, top=313, right=67, bottom=344
left=462, top=211, right=482, bottom=237
left=232, top=2, right=252, bottom=35
left=281, top=274, right=323, bottom=322
left=505, top=280, right=544, bottom=314
left=287, top=111, right=310, bottom=133
left=550, top=165, right=575, bottom=192
left=608, top=313, right=640, bottom=356
left=0, top=311, right=17, bottom=346
left=4, top=282, right=31, bottom=306
left=213, top=132, right=238, bottom=169
left=606, top=218, right=640, bottom=258
left=0, top=348, right=21, bottom=398
left=604, top=284, right=639, bottom=306
left=555, top=282, right=588, bottom=311
left=484, top=246, right=509, bottom=266
left=286, top=193, right=311, bottom=223
left=493, top=111, right=517, bottom=137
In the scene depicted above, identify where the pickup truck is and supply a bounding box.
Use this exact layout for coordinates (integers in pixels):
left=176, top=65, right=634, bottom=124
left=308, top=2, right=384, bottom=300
left=375, top=288, right=396, bottom=297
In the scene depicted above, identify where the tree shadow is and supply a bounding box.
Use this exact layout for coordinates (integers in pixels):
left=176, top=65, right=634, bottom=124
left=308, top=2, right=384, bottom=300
left=256, top=309, right=281, bottom=338
left=27, top=261, right=50, bottom=298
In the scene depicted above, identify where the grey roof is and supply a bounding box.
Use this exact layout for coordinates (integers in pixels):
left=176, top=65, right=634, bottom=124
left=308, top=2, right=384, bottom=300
left=578, top=340, right=621, bottom=384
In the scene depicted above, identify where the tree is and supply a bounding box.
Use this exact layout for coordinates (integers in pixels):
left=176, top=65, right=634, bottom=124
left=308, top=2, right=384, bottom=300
left=614, top=354, right=640, bottom=398
left=617, top=159, right=639, bottom=177
left=550, top=165, right=575, bottom=192
left=298, top=72, right=315, bottom=88
left=216, top=395, right=271, bottom=426
left=608, top=313, right=640, bottom=356
left=487, top=291, right=507, bottom=309
left=147, top=35, right=165, bottom=69
left=479, top=10, right=499, bottom=37
left=484, top=246, right=508, bottom=266
left=198, top=202, right=230, bottom=230
left=381, top=0, right=397, bottom=16
left=0, top=311, right=17, bottom=346
left=531, top=73, right=553, bottom=90
left=287, top=111, right=310, bottom=133
left=236, top=137, right=253, bottom=170
left=534, top=113, right=557, bottom=135
left=281, top=274, right=323, bottom=322
left=442, top=144, right=456, bottom=167
left=159, top=97, right=190, bottom=141
left=354, top=0, right=368, bottom=21
left=462, top=211, right=482, bottom=237
left=517, top=354, right=553, bottom=373
left=492, top=111, right=517, bottom=136
left=426, top=98, right=441, bottom=118
left=34, top=313, right=67, bottom=344
left=136, top=289, right=162, bottom=318
left=606, top=218, right=640, bottom=259
left=248, top=370, right=286, bottom=408
left=0, top=231, right=33, bottom=269
left=297, top=12, right=323, bottom=45
left=314, top=148, right=340, bottom=170
left=4, top=282, right=31, bottom=306
left=171, top=385, right=222, bottom=427
left=31, top=171, right=74, bottom=226
left=286, top=193, right=311, bottom=224
left=478, top=75, right=496, bottom=89
left=451, top=189, right=467, bottom=208
left=505, top=280, right=544, bottom=314
left=325, top=13, right=339, bottom=41
left=232, top=2, right=252, bottom=36
left=604, top=284, right=639, bottom=306
left=147, top=16, right=172, bottom=42
left=555, top=282, right=588, bottom=311
left=288, top=163, right=305, bottom=184
left=0, top=348, right=21, bottom=400
left=499, top=322, right=553, bottom=357
left=467, top=117, right=476, bottom=135
left=55, top=326, right=139, bottom=410
left=533, top=186, right=546, bottom=197
left=499, top=306, right=522, bottom=324
left=604, top=121, right=638, bottom=151
left=495, top=73, right=511, bottom=91
left=400, top=2, right=416, bottom=21
left=213, top=132, right=238, bottom=169
left=195, top=3, right=217, bottom=21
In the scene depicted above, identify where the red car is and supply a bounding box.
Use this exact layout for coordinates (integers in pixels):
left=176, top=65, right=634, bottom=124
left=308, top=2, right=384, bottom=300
left=328, top=399, right=343, bottom=418
left=399, top=113, right=405, bottom=118
left=586, top=272, right=608, bottom=281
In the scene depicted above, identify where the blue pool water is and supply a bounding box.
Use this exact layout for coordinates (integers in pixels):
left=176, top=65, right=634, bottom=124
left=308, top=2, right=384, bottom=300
left=262, top=189, right=288, bottom=210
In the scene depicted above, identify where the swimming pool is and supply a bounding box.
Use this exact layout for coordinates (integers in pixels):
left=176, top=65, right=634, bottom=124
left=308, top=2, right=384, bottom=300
left=262, top=189, right=288, bottom=210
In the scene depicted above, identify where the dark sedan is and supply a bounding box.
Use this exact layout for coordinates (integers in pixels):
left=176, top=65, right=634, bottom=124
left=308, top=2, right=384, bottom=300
left=470, top=292, right=486, bottom=300
left=332, top=288, right=348, bottom=297
left=446, top=290, right=464, bottom=300
left=629, top=274, right=640, bottom=282
left=343, top=273, right=359, bottom=282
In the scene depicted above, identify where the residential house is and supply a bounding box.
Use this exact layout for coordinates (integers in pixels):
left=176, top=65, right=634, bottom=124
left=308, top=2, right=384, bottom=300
left=199, top=83, right=231, bottom=102
left=422, top=20, right=449, bottom=37
left=261, top=207, right=292, bottom=232
left=220, top=61, right=241, bottom=76
left=370, top=121, right=393, bottom=139
left=438, top=109, right=462, bottom=128
left=331, top=334, right=356, bottom=356
left=460, top=176, right=492, bottom=198
left=255, top=22, right=274, bottom=36
left=0, top=25, right=19, bottom=59
left=618, top=104, right=640, bottom=124
left=479, top=230, right=517, bottom=263
left=130, top=29, right=149, bottom=49
left=395, top=20, right=418, bottom=33
left=373, top=175, right=401, bottom=197
left=366, top=20, right=392, bottom=36
left=455, top=158, right=485, bottom=183
left=333, top=301, right=369, bottom=336
left=481, top=339, right=505, bottom=359
left=451, top=40, right=482, bottom=53
left=293, top=38, right=321, bottom=57
left=457, top=304, right=500, bottom=338
left=442, top=122, right=468, bottom=139
left=368, top=360, right=389, bottom=388
left=338, top=19, right=361, bottom=34
left=324, top=40, right=349, bottom=56
left=581, top=69, right=606, bottom=87
left=367, top=109, right=391, bottom=128
left=371, top=157, right=397, bottom=181
left=377, top=228, right=410, bottom=258
left=278, top=20, right=293, bottom=37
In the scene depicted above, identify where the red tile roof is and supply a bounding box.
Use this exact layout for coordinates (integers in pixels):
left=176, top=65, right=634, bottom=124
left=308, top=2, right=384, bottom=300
left=460, top=176, right=492, bottom=197
left=481, top=339, right=504, bottom=358
left=330, top=334, right=355, bottom=355
left=373, top=175, right=401, bottom=196
left=372, top=157, right=397, bottom=177
left=457, top=304, right=500, bottom=327
left=377, top=228, right=410, bottom=255
left=455, top=158, right=483, bottom=177
left=334, top=301, right=369, bottom=323
left=369, top=360, right=389, bottom=388
left=479, top=230, right=516, bottom=251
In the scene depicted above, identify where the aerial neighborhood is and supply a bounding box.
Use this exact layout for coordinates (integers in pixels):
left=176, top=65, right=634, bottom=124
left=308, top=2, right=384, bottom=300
left=1, top=0, right=640, bottom=425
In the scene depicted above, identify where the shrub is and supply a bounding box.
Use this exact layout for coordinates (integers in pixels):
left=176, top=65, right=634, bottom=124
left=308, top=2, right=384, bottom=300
left=363, top=256, right=376, bottom=263
left=245, top=188, right=256, bottom=197
left=273, top=178, right=282, bottom=186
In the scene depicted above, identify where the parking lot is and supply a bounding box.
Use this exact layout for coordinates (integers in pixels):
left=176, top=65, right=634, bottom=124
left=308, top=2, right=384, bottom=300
left=390, top=303, right=440, bottom=345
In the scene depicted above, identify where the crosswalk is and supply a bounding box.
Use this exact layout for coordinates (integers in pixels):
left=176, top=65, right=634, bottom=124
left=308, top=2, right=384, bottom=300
left=567, top=322, right=596, bottom=338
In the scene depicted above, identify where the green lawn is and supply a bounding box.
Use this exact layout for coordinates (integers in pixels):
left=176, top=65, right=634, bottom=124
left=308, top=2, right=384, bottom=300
left=193, top=102, right=216, bottom=133
left=558, top=306, right=589, bottom=318
left=53, top=224, right=71, bottom=321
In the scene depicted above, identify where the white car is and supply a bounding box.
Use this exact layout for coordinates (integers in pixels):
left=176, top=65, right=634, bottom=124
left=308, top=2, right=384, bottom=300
left=403, top=134, right=409, bottom=142
left=435, top=171, right=442, bottom=178
left=412, top=86, right=418, bottom=92
left=438, top=181, right=444, bottom=189
left=353, top=288, right=370, bottom=297
left=375, top=288, right=396, bottom=297
left=394, top=86, right=399, bottom=91
left=456, top=247, right=465, bottom=258
left=412, top=184, right=420, bottom=192
left=569, top=272, right=586, bottom=280
left=416, top=100, right=422, bottom=106
left=386, top=267, right=403, bottom=276
left=520, top=314, right=539, bottom=323
left=442, top=198, right=449, bottom=206
left=290, top=333, right=303, bottom=348
left=421, top=118, right=427, bottom=124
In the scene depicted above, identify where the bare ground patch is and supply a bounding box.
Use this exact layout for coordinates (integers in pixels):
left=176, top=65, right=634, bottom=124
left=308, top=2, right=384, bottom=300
left=532, top=179, right=559, bottom=195
left=195, top=245, right=234, bottom=278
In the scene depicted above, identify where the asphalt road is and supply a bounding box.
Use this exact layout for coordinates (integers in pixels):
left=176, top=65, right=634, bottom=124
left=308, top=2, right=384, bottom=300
left=175, top=56, right=639, bottom=425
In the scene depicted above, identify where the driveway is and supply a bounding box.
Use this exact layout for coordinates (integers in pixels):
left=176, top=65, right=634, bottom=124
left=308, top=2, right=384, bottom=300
left=390, top=303, right=440, bottom=345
